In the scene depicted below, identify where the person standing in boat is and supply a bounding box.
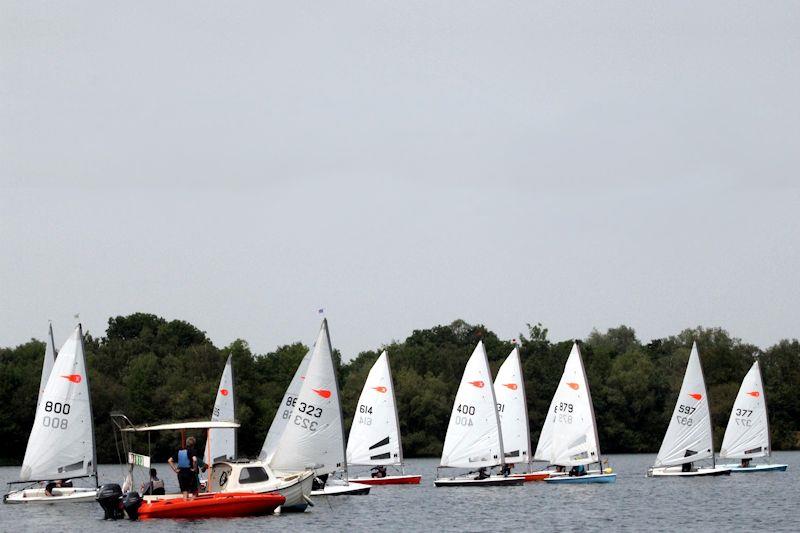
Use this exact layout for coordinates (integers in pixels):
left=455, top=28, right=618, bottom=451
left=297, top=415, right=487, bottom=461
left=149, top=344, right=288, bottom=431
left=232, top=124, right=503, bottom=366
left=168, top=436, right=199, bottom=499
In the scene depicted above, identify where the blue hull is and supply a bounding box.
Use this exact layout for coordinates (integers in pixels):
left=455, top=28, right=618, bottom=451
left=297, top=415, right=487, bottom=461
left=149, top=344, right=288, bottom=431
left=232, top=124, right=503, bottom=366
left=725, top=464, right=788, bottom=473
left=545, top=473, right=616, bottom=484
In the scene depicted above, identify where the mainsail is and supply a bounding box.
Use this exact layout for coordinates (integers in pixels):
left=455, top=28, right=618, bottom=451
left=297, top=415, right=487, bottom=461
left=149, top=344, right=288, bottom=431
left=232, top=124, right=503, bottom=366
left=36, top=323, right=57, bottom=409
left=204, top=354, right=236, bottom=464
left=346, top=351, right=402, bottom=466
left=720, top=361, right=770, bottom=459
left=493, top=346, right=531, bottom=465
left=440, top=341, right=504, bottom=469
left=269, top=320, right=346, bottom=476
left=549, top=343, right=601, bottom=466
left=20, top=325, right=97, bottom=482
left=654, top=342, right=714, bottom=467
left=258, top=349, right=312, bottom=461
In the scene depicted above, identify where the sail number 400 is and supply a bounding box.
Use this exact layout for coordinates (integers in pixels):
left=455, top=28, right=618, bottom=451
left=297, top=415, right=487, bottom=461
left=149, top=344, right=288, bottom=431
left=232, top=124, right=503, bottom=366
left=455, top=404, right=476, bottom=426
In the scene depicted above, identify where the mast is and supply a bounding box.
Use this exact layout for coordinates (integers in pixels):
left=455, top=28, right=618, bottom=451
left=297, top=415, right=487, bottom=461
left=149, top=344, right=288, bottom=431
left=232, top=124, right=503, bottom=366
left=484, top=344, right=505, bottom=468
left=323, top=319, right=349, bottom=479
left=386, top=352, right=404, bottom=467
left=78, top=323, right=99, bottom=487
left=230, top=354, right=237, bottom=460
left=576, top=342, right=602, bottom=468
left=514, top=345, right=532, bottom=471
left=757, top=360, right=772, bottom=460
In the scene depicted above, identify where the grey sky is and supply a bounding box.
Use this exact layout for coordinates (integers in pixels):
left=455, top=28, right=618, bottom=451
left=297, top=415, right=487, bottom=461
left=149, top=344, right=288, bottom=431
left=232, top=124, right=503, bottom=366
left=2, top=2, right=799, bottom=358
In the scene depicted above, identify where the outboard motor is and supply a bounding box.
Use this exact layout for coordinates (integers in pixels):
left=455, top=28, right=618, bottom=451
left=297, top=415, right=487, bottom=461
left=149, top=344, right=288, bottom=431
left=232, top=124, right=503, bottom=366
left=96, top=483, right=124, bottom=520
left=122, top=491, right=143, bottom=521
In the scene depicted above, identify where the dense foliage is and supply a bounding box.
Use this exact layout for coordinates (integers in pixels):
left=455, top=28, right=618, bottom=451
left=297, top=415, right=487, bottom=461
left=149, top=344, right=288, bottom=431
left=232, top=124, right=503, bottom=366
left=1, top=313, right=798, bottom=465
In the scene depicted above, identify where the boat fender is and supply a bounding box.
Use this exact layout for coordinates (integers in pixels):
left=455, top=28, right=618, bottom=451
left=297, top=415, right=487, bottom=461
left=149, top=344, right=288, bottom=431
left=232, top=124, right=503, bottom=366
left=96, top=483, right=124, bottom=520
left=604, top=468, right=613, bottom=474
left=123, top=491, right=143, bottom=521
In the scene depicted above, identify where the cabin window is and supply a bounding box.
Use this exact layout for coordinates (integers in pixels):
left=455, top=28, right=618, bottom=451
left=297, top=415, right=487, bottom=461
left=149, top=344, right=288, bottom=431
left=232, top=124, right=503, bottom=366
left=238, top=467, right=269, bottom=484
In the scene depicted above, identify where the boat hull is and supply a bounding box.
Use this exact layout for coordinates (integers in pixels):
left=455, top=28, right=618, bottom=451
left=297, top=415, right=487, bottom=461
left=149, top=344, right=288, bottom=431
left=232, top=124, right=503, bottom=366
left=434, top=476, right=524, bottom=487
left=3, top=487, right=97, bottom=504
left=310, top=480, right=371, bottom=496
left=545, top=473, right=616, bottom=484
left=137, top=492, right=285, bottom=520
left=273, top=471, right=314, bottom=511
left=717, top=463, right=788, bottom=473
left=509, top=472, right=550, bottom=482
left=348, top=474, right=422, bottom=485
left=648, top=466, right=732, bottom=477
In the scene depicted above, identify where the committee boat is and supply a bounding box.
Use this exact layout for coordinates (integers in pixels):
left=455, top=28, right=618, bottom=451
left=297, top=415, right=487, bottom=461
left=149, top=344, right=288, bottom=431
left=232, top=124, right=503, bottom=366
left=347, top=351, right=421, bottom=486
left=269, top=319, right=371, bottom=496
left=434, top=341, right=523, bottom=487
left=718, top=361, right=788, bottom=473
left=648, top=342, right=730, bottom=477
left=541, top=343, right=616, bottom=484
left=4, top=325, right=99, bottom=504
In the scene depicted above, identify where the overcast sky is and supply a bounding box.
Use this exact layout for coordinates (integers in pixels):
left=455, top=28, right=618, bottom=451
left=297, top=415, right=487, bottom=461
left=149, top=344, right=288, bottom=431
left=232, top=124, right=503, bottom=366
left=2, top=2, right=798, bottom=359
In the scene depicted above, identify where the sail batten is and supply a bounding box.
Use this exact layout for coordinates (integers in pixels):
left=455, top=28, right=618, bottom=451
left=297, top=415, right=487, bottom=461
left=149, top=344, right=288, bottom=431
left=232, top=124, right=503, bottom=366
left=347, top=351, right=402, bottom=466
left=440, top=341, right=504, bottom=469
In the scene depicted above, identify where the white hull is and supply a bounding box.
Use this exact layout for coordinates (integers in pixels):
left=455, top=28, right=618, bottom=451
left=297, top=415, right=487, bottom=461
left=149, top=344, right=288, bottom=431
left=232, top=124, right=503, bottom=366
left=434, top=475, right=524, bottom=487
left=310, top=480, right=371, bottom=496
left=648, top=466, right=731, bottom=477
left=4, top=487, right=97, bottom=504
left=717, top=463, right=788, bottom=473
left=274, top=472, right=315, bottom=510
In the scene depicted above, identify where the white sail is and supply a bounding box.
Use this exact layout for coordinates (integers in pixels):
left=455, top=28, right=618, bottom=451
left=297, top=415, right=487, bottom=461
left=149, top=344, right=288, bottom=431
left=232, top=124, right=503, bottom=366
left=440, top=341, right=504, bottom=469
left=654, top=342, right=714, bottom=467
left=720, top=361, right=770, bottom=459
left=549, top=343, right=601, bottom=466
left=346, top=351, right=402, bottom=466
left=20, top=325, right=96, bottom=481
left=36, top=323, right=57, bottom=409
left=533, top=391, right=557, bottom=462
left=493, top=346, right=531, bottom=465
left=258, top=348, right=312, bottom=461
left=204, top=354, right=236, bottom=464
left=269, top=320, right=346, bottom=476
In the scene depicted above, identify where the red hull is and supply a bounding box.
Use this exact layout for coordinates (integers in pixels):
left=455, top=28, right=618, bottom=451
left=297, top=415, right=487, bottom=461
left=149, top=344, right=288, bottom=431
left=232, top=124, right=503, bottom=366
left=138, top=492, right=285, bottom=520
left=510, top=472, right=550, bottom=482
left=350, top=474, right=422, bottom=485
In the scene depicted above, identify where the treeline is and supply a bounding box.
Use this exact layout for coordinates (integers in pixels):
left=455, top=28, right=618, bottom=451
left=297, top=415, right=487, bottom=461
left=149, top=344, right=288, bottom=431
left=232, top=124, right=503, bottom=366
left=1, top=313, right=798, bottom=465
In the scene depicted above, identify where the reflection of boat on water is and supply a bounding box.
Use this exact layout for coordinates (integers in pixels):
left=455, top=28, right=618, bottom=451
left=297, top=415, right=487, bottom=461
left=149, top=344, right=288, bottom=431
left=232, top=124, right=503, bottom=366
left=346, top=351, right=422, bottom=486
left=434, top=341, right=523, bottom=488
left=4, top=325, right=100, bottom=504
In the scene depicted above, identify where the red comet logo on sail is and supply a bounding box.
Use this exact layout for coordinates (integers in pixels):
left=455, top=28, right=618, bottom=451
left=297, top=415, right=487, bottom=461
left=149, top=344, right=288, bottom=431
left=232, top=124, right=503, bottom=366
left=313, top=388, right=332, bottom=399
left=746, top=391, right=760, bottom=397
left=468, top=381, right=485, bottom=388
left=220, top=389, right=229, bottom=396
left=566, top=382, right=579, bottom=390
left=688, top=393, right=703, bottom=401
left=372, top=386, right=388, bottom=393
left=61, top=374, right=82, bottom=383
left=503, top=383, right=518, bottom=390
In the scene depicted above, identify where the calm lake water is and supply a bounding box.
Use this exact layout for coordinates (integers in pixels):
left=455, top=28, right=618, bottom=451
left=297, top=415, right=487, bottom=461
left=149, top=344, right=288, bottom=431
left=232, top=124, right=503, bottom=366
left=1, top=453, right=797, bottom=532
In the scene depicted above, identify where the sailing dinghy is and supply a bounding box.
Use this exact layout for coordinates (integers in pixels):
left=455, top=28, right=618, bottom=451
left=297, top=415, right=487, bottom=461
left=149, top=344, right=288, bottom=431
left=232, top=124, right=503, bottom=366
left=718, top=361, right=787, bottom=473
left=434, top=341, right=523, bottom=487
left=648, top=342, right=731, bottom=477
left=494, top=347, right=547, bottom=482
left=347, top=351, right=422, bottom=485
left=542, top=343, right=615, bottom=484
left=270, top=320, right=371, bottom=496
left=4, top=325, right=99, bottom=503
